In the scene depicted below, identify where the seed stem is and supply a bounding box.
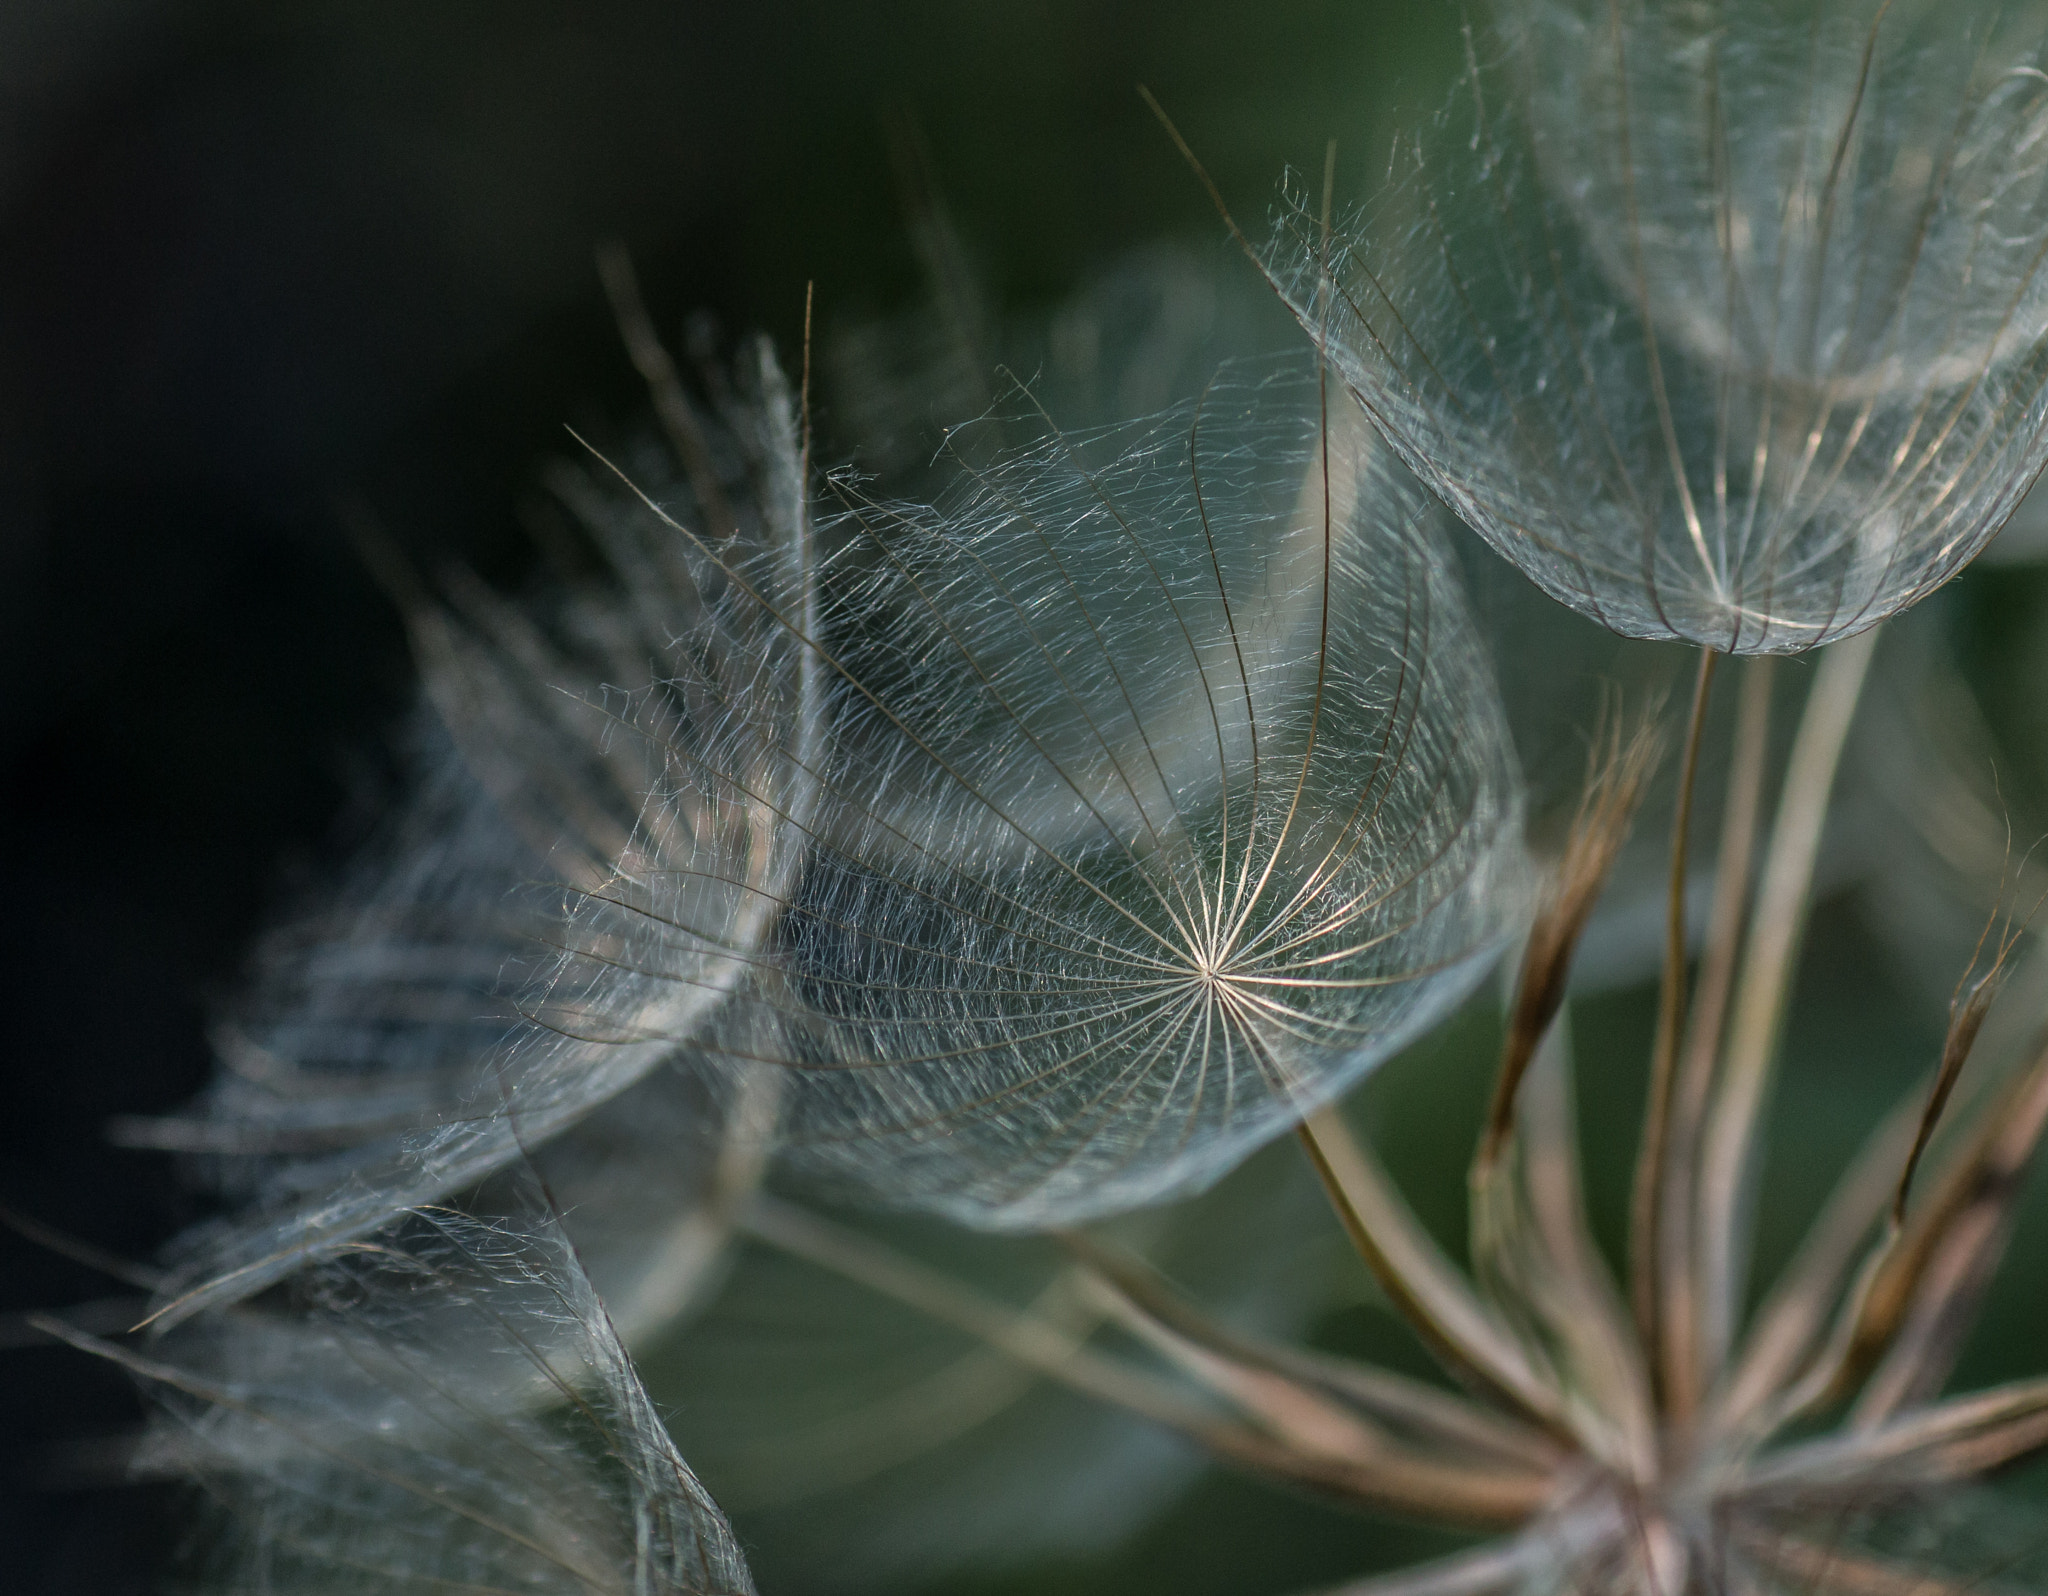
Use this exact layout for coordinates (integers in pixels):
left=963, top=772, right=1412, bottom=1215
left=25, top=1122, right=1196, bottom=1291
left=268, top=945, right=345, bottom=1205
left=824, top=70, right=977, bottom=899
left=1659, top=653, right=1775, bottom=1419
left=1696, top=625, right=1879, bottom=1376
left=1631, top=646, right=1718, bottom=1403
left=1297, top=1110, right=1572, bottom=1438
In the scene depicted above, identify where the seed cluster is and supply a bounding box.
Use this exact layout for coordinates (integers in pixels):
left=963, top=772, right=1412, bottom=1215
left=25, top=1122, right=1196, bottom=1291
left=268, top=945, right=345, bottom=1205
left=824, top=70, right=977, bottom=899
left=32, top=4, right=2048, bottom=1594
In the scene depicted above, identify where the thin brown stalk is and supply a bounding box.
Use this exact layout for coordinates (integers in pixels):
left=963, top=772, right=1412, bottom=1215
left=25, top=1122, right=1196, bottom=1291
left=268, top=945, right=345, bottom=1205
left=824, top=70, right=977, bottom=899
left=1061, top=1231, right=1560, bottom=1470
left=1715, top=1093, right=1921, bottom=1433
left=743, top=1197, right=1550, bottom=1526
left=1747, top=1374, right=2048, bottom=1491
left=1697, top=624, right=1880, bottom=1375
left=1298, top=1109, right=1572, bottom=1438
left=1921, top=1405, right=2048, bottom=1480
left=1498, top=1024, right=1655, bottom=1471
left=1661, top=653, right=1775, bottom=1419
left=1742, top=1003, right=2048, bottom=1432
left=1891, top=910, right=2025, bottom=1226
left=1074, top=1271, right=1405, bottom=1466
left=1848, top=1029, right=2048, bottom=1425
left=1633, top=646, right=1719, bottom=1395
left=1515, top=1025, right=1614, bottom=1332
left=1742, top=1533, right=1981, bottom=1596
left=1458, top=702, right=1664, bottom=1471
left=737, top=1196, right=1216, bottom=1438
left=1478, top=707, right=1665, bottom=1173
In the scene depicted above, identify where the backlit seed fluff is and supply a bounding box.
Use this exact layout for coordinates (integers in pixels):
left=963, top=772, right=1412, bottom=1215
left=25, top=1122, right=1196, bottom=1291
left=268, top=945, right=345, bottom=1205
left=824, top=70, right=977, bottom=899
left=753, top=362, right=1529, bottom=1227
left=51, top=1176, right=756, bottom=1595
left=147, top=337, right=818, bottom=1327
left=1277, top=0, right=2048, bottom=654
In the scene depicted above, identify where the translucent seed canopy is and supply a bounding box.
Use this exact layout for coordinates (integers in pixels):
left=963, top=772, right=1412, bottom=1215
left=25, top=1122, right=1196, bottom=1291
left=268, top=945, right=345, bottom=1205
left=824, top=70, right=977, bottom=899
left=112, top=1183, right=755, bottom=1595
left=151, top=342, right=816, bottom=1325
left=1520, top=0, right=2048, bottom=396
left=752, top=363, right=1528, bottom=1228
left=1277, top=0, right=2048, bottom=654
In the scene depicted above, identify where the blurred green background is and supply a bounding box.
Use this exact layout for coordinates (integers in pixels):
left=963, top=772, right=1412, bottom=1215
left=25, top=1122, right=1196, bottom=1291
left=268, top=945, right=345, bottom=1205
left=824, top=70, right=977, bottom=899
left=3, top=2, right=2045, bottom=1591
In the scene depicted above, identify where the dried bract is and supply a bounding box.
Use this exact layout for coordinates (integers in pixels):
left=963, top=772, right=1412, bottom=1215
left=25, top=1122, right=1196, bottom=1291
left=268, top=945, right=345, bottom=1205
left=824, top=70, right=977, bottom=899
left=754, top=364, right=1527, bottom=1226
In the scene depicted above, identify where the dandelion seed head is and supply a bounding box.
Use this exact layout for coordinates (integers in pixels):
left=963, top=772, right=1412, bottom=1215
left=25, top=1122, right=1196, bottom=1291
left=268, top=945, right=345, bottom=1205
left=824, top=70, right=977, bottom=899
left=146, top=337, right=815, bottom=1326
left=1524, top=0, right=2048, bottom=396
left=1277, top=0, right=2048, bottom=654
left=44, top=24, right=2048, bottom=1596
left=745, top=362, right=1528, bottom=1227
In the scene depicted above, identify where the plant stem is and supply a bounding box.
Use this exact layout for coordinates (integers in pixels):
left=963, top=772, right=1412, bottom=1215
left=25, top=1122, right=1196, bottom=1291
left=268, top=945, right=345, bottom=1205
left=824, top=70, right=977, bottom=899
left=1658, top=652, right=1775, bottom=1420
left=1297, top=1111, right=1571, bottom=1437
left=1631, top=646, right=1718, bottom=1400
left=1695, top=625, right=1879, bottom=1377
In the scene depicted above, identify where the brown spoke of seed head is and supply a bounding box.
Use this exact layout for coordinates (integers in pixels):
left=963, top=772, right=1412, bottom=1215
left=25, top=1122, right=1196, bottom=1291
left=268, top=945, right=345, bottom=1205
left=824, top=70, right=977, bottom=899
left=1745, top=1372, right=2048, bottom=1498
left=1891, top=886, right=2038, bottom=1227
left=1852, top=1027, right=2048, bottom=1427
left=737, top=1197, right=1544, bottom=1527
left=1057, top=1230, right=1562, bottom=1473
left=1738, top=1527, right=1987, bottom=1596
left=1697, top=624, right=1879, bottom=1377
left=1072, top=1265, right=1553, bottom=1518
left=1908, top=1384, right=2048, bottom=1482
left=1737, top=913, right=2043, bottom=1428
left=1715, top=1089, right=1921, bottom=1437
left=737, top=1196, right=1226, bottom=1434
left=1477, top=702, right=1664, bottom=1179
left=1632, top=645, right=1717, bottom=1409
left=1741, top=1061, right=2047, bottom=1444
left=1058, top=1255, right=1554, bottom=1524
left=1810, top=1025, right=2048, bottom=1427
left=1661, top=653, right=1775, bottom=1418
left=1516, top=1022, right=1654, bottom=1455
left=1297, top=1107, right=1572, bottom=1439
